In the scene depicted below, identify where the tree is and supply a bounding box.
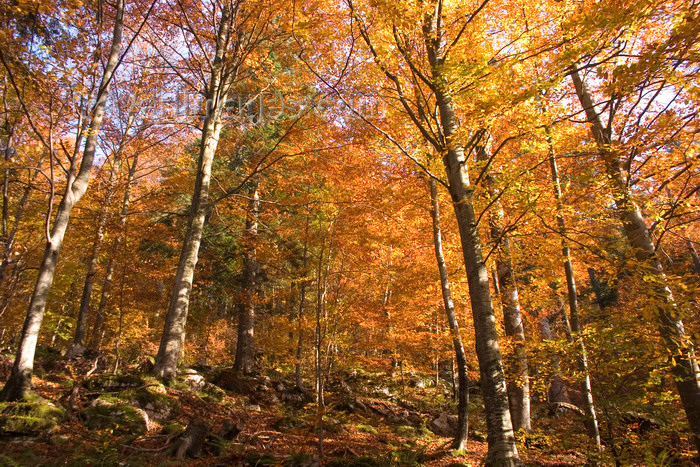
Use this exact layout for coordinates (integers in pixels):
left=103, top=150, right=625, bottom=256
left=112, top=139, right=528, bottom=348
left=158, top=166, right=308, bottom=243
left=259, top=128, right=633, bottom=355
left=429, top=176, right=470, bottom=450
left=1, top=0, right=126, bottom=401
left=233, top=179, right=259, bottom=373
left=346, top=0, right=522, bottom=462
left=572, top=65, right=700, bottom=454
left=477, top=141, right=531, bottom=433
left=153, top=0, right=272, bottom=378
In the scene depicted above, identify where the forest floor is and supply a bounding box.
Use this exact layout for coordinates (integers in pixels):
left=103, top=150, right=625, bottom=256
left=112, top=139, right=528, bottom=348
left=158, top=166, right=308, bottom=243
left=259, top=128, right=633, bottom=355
left=0, top=349, right=628, bottom=466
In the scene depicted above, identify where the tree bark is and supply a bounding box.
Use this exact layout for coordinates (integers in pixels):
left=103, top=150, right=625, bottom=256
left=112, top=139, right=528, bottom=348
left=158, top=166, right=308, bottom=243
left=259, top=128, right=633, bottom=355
left=234, top=181, right=259, bottom=374
left=88, top=154, right=138, bottom=352
left=71, top=178, right=115, bottom=351
left=572, top=68, right=700, bottom=454
left=0, top=0, right=125, bottom=401
left=423, top=10, right=520, bottom=464
left=295, top=213, right=310, bottom=391
left=538, top=311, right=568, bottom=404
left=477, top=144, right=531, bottom=433
left=429, top=177, right=469, bottom=451
left=546, top=126, right=601, bottom=448
left=687, top=239, right=700, bottom=276
left=153, top=3, right=234, bottom=378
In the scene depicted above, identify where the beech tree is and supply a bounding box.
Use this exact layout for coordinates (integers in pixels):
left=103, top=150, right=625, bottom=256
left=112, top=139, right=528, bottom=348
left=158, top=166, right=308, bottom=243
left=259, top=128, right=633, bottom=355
left=152, top=0, right=274, bottom=378
left=346, top=0, right=521, bottom=462
left=1, top=0, right=127, bottom=401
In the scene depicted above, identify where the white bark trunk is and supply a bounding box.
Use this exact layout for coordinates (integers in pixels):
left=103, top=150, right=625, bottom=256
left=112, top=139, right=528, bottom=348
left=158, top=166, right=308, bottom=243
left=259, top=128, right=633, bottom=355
left=0, top=0, right=125, bottom=401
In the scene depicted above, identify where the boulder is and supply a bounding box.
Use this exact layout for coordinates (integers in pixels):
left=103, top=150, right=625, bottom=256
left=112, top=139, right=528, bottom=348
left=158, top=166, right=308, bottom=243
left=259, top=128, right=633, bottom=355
left=429, top=413, right=459, bottom=437
left=181, top=369, right=206, bottom=391
left=127, top=386, right=180, bottom=423
left=0, top=399, right=65, bottom=436
left=83, top=396, right=149, bottom=436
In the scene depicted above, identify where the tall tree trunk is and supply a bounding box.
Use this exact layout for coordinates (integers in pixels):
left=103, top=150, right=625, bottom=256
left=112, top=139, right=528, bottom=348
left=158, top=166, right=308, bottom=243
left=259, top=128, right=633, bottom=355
left=687, top=239, right=700, bottom=276
left=477, top=144, right=531, bottom=433
left=546, top=129, right=601, bottom=447
left=572, top=68, right=700, bottom=454
left=71, top=179, right=115, bottom=352
left=89, top=154, right=138, bottom=352
left=295, top=213, right=310, bottom=391
left=424, top=19, right=520, bottom=465
left=234, top=181, right=259, bottom=374
left=538, top=310, right=568, bottom=404
left=0, top=0, right=125, bottom=401
left=429, top=177, right=470, bottom=451
left=153, top=3, right=233, bottom=378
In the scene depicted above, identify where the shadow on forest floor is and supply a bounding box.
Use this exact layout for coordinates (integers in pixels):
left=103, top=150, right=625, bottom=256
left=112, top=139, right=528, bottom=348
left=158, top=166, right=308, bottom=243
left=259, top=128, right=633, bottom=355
left=0, top=350, right=658, bottom=466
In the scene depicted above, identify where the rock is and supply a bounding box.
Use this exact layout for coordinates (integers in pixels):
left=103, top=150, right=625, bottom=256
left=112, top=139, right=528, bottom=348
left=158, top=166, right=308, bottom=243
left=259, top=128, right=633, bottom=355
left=83, top=374, right=145, bottom=392
left=248, top=404, right=261, bottom=412
left=65, top=344, right=86, bottom=360
left=274, top=415, right=308, bottom=433
left=275, top=383, right=286, bottom=392
left=429, top=413, right=459, bottom=437
left=219, top=419, right=245, bottom=440
left=83, top=396, right=149, bottom=435
left=127, top=386, right=180, bottom=423
left=410, top=378, right=426, bottom=389
left=0, top=399, right=65, bottom=436
left=183, top=373, right=206, bottom=392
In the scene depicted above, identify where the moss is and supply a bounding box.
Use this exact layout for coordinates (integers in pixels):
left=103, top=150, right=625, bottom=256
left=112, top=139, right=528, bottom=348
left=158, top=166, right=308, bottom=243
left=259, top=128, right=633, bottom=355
left=357, top=424, right=379, bottom=435
left=327, top=456, right=388, bottom=467
left=202, top=383, right=227, bottom=402
left=161, top=421, right=186, bottom=435
left=0, top=400, right=65, bottom=435
left=98, top=386, right=180, bottom=424
left=83, top=397, right=148, bottom=436
left=395, top=425, right=416, bottom=436
left=83, top=374, right=146, bottom=392
left=275, top=415, right=309, bottom=432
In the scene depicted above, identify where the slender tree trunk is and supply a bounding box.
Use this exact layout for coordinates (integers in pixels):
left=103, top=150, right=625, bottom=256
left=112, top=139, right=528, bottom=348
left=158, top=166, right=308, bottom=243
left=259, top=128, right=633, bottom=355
left=0, top=158, right=45, bottom=286
left=315, top=229, right=331, bottom=461
left=234, top=181, right=259, bottom=374
left=687, top=239, right=700, bottom=276
left=89, top=154, right=138, bottom=352
left=546, top=126, right=601, bottom=448
left=572, top=68, right=700, bottom=454
left=153, top=3, right=233, bottom=378
left=295, top=213, right=310, bottom=391
left=538, top=310, right=568, bottom=403
left=0, top=0, right=125, bottom=401
left=429, top=177, right=470, bottom=450
left=71, top=181, right=115, bottom=352
left=425, top=28, right=520, bottom=464
left=477, top=144, right=531, bottom=433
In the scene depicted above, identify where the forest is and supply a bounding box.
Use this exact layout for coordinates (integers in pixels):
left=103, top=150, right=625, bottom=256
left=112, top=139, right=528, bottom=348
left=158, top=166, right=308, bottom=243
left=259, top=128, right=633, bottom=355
left=0, top=0, right=698, bottom=465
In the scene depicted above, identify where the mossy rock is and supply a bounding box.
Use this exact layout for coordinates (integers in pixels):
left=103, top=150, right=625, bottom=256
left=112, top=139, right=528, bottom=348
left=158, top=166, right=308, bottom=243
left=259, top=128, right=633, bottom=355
left=83, top=396, right=149, bottom=436
left=395, top=425, right=417, bottom=436
left=124, top=386, right=180, bottom=422
left=83, top=374, right=147, bottom=392
left=356, top=424, right=378, bottom=435
left=202, top=383, right=227, bottom=402
left=0, top=400, right=65, bottom=436
left=162, top=421, right=186, bottom=435
left=274, top=414, right=309, bottom=433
